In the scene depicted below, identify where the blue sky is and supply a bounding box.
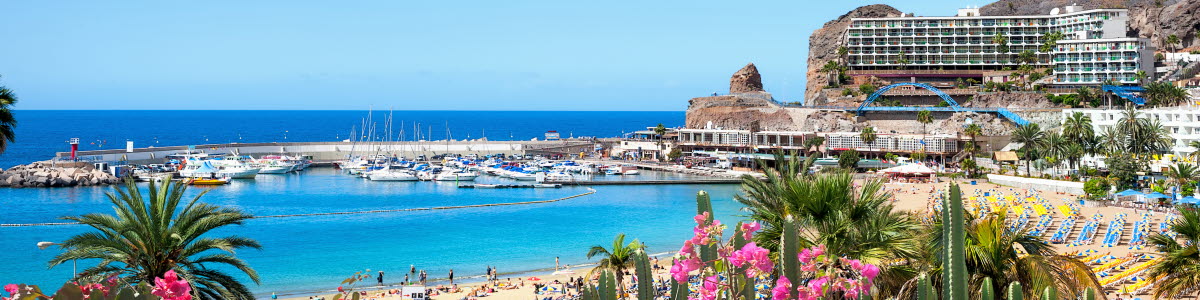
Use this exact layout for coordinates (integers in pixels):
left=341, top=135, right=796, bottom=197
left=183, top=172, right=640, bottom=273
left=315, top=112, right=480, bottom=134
left=0, top=1, right=981, bottom=111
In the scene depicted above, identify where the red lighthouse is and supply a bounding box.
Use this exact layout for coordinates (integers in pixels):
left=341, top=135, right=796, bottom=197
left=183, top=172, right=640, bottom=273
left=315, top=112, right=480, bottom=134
left=69, top=138, right=80, bottom=161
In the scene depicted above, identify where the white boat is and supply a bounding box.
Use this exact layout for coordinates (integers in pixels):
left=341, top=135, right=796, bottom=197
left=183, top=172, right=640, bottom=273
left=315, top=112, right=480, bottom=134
left=367, top=170, right=419, bottom=181
left=180, top=160, right=259, bottom=179
left=534, top=183, right=562, bottom=188
left=474, top=184, right=499, bottom=188
left=258, top=165, right=292, bottom=174
left=544, top=172, right=574, bottom=182
left=433, top=170, right=479, bottom=181
left=510, top=172, right=538, bottom=181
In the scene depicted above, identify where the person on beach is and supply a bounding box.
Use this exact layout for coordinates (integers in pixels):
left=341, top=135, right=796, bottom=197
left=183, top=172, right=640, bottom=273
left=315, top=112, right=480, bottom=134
left=555, top=257, right=560, bottom=271
left=449, top=269, right=454, bottom=285
left=377, top=271, right=384, bottom=285
left=405, top=273, right=410, bottom=285
left=411, top=264, right=416, bottom=275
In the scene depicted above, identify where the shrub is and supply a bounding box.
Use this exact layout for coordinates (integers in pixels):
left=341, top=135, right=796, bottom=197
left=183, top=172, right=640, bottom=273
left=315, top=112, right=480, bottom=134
left=1083, top=178, right=1111, bottom=200
left=859, top=84, right=877, bottom=95
left=838, top=150, right=860, bottom=169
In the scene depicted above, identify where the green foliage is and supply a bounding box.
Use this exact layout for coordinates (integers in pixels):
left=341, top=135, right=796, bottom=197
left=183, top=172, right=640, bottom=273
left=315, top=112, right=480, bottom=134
left=667, top=147, right=682, bottom=162
left=597, top=270, right=617, bottom=300
left=696, top=191, right=717, bottom=262
left=935, top=100, right=950, bottom=107
left=1084, top=287, right=1096, bottom=300
left=842, top=88, right=857, bottom=97
left=859, top=83, right=877, bottom=95
left=1146, top=208, right=1200, bottom=298
left=1042, top=285, right=1057, bottom=300
left=49, top=177, right=261, bottom=300
left=1083, top=178, right=1111, bottom=200
left=838, top=149, right=860, bottom=169
left=917, top=274, right=934, bottom=300
left=1144, top=81, right=1190, bottom=107
left=1040, top=32, right=1064, bottom=53
left=779, top=217, right=801, bottom=300
left=0, top=75, right=17, bottom=155
left=669, top=278, right=687, bottom=300
left=586, top=233, right=645, bottom=294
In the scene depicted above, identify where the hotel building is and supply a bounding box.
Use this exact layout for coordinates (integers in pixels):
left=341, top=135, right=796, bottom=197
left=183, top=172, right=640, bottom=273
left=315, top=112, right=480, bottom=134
left=844, top=5, right=1155, bottom=86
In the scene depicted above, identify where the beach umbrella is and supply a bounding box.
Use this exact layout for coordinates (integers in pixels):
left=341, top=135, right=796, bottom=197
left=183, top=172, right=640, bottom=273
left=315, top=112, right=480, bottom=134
left=1116, top=189, right=1141, bottom=197
left=1144, top=192, right=1169, bottom=199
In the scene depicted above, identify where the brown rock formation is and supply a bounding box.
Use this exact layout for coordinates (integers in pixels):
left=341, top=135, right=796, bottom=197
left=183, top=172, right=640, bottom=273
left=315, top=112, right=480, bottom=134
left=805, top=4, right=902, bottom=105
left=730, top=63, right=764, bottom=94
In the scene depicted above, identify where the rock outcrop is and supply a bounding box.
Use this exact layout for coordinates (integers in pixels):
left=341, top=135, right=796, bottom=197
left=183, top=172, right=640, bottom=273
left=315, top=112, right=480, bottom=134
left=729, top=63, right=764, bottom=94
left=0, top=162, right=120, bottom=188
left=805, top=4, right=902, bottom=105
left=981, top=0, right=1200, bottom=51
left=686, top=64, right=788, bottom=130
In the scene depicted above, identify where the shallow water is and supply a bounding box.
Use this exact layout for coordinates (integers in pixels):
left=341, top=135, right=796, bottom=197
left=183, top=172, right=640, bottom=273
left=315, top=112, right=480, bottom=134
left=0, top=168, right=746, bottom=297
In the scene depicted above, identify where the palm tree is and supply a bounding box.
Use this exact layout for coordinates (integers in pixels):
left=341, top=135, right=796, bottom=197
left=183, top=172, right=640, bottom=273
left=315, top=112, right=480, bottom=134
left=0, top=77, right=16, bottom=155
left=1061, top=112, right=1094, bottom=145
left=1135, top=70, right=1148, bottom=85
left=916, top=212, right=1102, bottom=298
left=1165, top=163, right=1199, bottom=191
left=1166, top=34, right=1180, bottom=52
left=1013, top=123, right=1046, bottom=176
left=964, top=123, right=983, bottom=158
left=804, top=136, right=826, bottom=156
left=837, top=46, right=849, bottom=65
left=736, top=170, right=919, bottom=295
left=653, top=123, right=667, bottom=161
left=1016, top=50, right=1037, bottom=65
left=48, top=178, right=261, bottom=300
left=1146, top=207, right=1200, bottom=299
left=916, top=110, right=933, bottom=135
left=586, top=234, right=644, bottom=296
left=1040, top=31, right=1064, bottom=53
left=860, top=126, right=877, bottom=155
left=992, top=33, right=1009, bottom=53
left=1188, top=140, right=1200, bottom=162
left=1042, top=131, right=1068, bottom=174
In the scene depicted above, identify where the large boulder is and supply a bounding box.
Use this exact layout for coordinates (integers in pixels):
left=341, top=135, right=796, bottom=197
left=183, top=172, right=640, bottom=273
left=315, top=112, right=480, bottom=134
left=729, top=63, right=765, bottom=94
left=805, top=4, right=902, bottom=105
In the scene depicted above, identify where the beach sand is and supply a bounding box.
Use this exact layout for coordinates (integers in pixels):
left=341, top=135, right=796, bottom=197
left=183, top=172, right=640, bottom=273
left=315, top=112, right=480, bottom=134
left=285, top=178, right=1179, bottom=300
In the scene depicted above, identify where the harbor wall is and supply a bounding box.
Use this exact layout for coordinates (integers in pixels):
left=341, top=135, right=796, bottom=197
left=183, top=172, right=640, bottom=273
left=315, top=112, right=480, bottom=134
left=985, top=174, right=1085, bottom=195
left=53, top=141, right=596, bottom=165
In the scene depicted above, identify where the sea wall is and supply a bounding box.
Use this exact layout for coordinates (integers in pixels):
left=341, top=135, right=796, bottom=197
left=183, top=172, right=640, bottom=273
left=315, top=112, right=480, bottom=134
left=0, top=162, right=120, bottom=187
left=985, top=174, right=1084, bottom=195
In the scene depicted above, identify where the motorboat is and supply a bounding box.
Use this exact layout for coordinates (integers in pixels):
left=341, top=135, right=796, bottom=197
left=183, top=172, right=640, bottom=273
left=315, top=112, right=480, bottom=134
left=186, top=177, right=229, bottom=185
left=433, top=169, right=479, bottom=181
left=534, top=183, right=562, bottom=188
left=543, top=172, right=574, bottom=182
left=367, top=170, right=419, bottom=181
left=474, top=184, right=499, bottom=188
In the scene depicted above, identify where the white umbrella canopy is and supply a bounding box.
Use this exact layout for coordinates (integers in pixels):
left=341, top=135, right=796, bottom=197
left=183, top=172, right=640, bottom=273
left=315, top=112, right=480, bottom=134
left=878, top=163, right=935, bottom=175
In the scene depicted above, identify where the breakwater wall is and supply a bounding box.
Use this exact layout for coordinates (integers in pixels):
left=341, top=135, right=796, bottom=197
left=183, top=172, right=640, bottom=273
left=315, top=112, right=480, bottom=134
left=54, top=140, right=596, bottom=165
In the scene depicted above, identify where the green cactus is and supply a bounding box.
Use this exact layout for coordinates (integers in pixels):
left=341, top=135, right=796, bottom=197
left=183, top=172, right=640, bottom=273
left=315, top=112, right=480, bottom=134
left=943, top=184, right=968, bottom=300
left=779, top=216, right=801, bottom=300
left=1084, top=287, right=1096, bottom=300
left=917, top=274, right=934, bottom=300
left=670, top=277, right=687, bottom=300
left=1042, top=286, right=1057, bottom=300
left=980, top=277, right=994, bottom=300
left=1007, top=282, right=1023, bottom=300
left=696, top=191, right=717, bottom=263
left=598, top=270, right=618, bottom=300
left=633, top=251, right=654, bottom=300
left=582, top=283, right=598, bottom=300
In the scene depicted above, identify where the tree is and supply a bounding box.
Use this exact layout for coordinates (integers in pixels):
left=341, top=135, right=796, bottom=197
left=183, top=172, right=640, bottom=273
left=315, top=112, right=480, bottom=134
left=1013, top=124, right=1046, bottom=176
left=1146, top=208, right=1200, bottom=298
left=911, top=150, right=928, bottom=162
left=838, top=149, right=860, bottom=169
left=667, top=147, right=682, bottom=162
left=0, top=76, right=16, bottom=155
left=1040, top=31, right=1064, bottom=53
left=859, top=83, right=877, bottom=96
left=1075, top=87, right=1096, bottom=108
left=1135, top=70, right=1148, bottom=85
left=1145, top=82, right=1190, bottom=107
left=928, top=212, right=1103, bottom=297
left=804, top=136, right=826, bottom=156
left=964, top=123, right=983, bottom=157
left=916, top=110, right=934, bottom=135
left=1188, top=140, right=1200, bottom=162
left=653, top=123, right=667, bottom=161
left=1166, top=163, right=1199, bottom=191
left=992, top=33, right=1009, bottom=54
left=1017, top=50, right=1038, bottom=65
left=897, top=51, right=911, bottom=70
left=860, top=126, right=877, bottom=153
left=586, top=233, right=644, bottom=296
left=1061, top=112, right=1094, bottom=145
left=1042, top=131, right=1068, bottom=173
left=48, top=178, right=262, bottom=300
left=735, top=170, right=918, bottom=295
left=1166, top=34, right=1180, bottom=52
left=1083, top=178, right=1111, bottom=200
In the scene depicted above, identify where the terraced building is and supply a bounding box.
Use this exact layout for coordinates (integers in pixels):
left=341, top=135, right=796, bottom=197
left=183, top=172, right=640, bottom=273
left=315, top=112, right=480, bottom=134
left=843, top=5, right=1155, bottom=87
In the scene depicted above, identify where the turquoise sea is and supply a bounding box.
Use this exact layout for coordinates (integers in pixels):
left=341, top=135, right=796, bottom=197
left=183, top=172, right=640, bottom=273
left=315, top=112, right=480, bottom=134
left=0, top=111, right=748, bottom=298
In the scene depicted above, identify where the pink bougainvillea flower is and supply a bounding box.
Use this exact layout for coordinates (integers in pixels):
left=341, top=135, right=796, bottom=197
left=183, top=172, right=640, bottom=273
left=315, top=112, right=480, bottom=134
left=3, top=284, right=17, bottom=295
left=151, top=270, right=192, bottom=300
left=693, top=212, right=709, bottom=225
left=729, top=242, right=773, bottom=277
left=740, top=222, right=761, bottom=239
left=861, top=264, right=881, bottom=283
left=808, top=276, right=829, bottom=296
left=772, top=276, right=792, bottom=300
left=699, top=275, right=720, bottom=300
left=670, top=257, right=703, bottom=282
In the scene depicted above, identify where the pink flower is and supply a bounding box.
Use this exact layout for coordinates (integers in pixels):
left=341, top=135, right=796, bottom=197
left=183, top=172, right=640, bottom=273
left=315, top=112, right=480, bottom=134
left=795, top=286, right=816, bottom=300
left=80, top=283, right=109, bottom=298
left=729, top=243, right=773, bottom=277
left=3, top=284, right=17, bottom=295
left=772, top=276, right=792, bottom=300
left=693, top=212, right=709, bottom=225
left=861, top=264, right=881, bottom=283
left=679, top=240, right=695, bottom=256
left=699, top=276, right=720, bottom=300
left=740, top=222, right=761, bottom=239
left=808, top=276, right=829, bottom=296
left=151, top=270, right=192, bottom=300
left=670, top=257, right=703, bottom=282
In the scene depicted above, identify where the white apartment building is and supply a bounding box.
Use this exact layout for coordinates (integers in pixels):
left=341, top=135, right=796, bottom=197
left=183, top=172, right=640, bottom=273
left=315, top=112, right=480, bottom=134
left=844, top=5, right=1154, bottom=86
left=1062, top=107, right=1200, bottom=156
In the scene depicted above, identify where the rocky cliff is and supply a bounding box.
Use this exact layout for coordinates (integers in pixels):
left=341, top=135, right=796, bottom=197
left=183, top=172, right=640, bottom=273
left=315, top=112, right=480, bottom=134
left=805, top=4, right=902, bottom=104
left=981, top=0, right=1200, bottom=51
left=686, top=63, right=790, bottom=130
left=0, top=162, right=120, bottom=187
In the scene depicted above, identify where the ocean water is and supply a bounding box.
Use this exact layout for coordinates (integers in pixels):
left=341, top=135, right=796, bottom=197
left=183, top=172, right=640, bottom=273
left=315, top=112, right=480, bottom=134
left=0, top=110, right=753, bottom=298
left=1, top=110, right=685, bottom=168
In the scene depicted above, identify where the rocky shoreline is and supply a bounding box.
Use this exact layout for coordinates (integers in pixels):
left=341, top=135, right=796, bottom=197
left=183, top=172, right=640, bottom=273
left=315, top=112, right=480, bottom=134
left=0, top=162, right=120, bottom=188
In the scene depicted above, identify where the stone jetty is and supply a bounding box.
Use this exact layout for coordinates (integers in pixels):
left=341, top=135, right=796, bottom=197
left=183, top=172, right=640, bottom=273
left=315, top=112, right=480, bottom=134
left=0, top=162, right=119, bottom=188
